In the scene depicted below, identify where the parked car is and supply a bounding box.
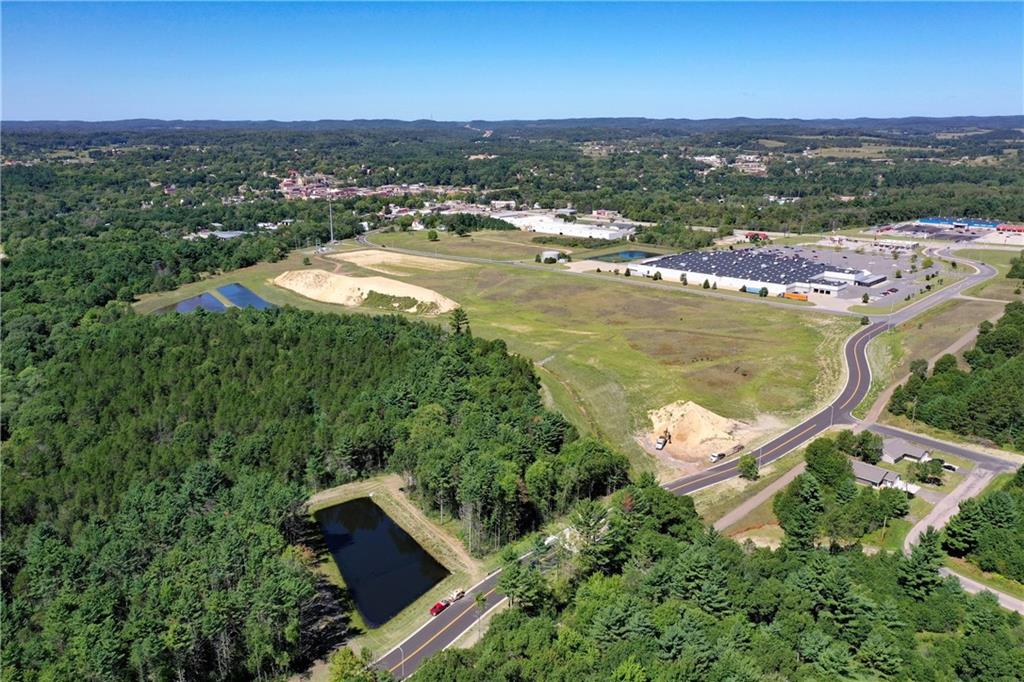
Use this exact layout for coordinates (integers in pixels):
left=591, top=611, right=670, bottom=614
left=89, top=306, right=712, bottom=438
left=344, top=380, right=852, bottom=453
left=941, top=461, right=959, bottom=473
left=655, top=436, right=668, bottom=450
left=430, top=588, right=465, bottom=616
left=709, top=452, right=726, bottom=463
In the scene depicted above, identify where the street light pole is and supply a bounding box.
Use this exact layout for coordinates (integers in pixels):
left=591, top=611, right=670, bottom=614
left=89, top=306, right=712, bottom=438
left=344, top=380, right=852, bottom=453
left=398, top=643, right=406, bottom=679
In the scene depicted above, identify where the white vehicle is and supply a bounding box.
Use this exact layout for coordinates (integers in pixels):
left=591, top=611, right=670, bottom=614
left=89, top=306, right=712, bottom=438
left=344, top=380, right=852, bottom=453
left=655, top=436, right=668, bottom=450
left=708, top=452, right=726, bottom=463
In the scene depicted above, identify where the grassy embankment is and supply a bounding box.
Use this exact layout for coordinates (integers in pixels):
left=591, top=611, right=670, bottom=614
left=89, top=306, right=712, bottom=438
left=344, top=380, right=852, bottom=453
left=957, top=248, right=1023, bottom=302
left=137, top=235, right=858, bottom=478
left=304, top=474, right=486, bottom=661
left=853, top=298, right=1005, bottom=419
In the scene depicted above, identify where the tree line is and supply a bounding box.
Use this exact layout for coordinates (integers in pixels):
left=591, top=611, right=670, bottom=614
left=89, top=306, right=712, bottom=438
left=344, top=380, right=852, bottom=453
left=944, top=465, right=1024, bottom=583
left=888, top=301, right=1024, bottom=451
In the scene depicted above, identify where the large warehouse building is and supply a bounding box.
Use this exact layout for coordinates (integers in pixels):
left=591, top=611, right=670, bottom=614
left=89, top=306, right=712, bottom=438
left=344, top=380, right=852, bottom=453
left=500, top=212, right=636, bottom=240
left=631, top=249, right=884, bottom=296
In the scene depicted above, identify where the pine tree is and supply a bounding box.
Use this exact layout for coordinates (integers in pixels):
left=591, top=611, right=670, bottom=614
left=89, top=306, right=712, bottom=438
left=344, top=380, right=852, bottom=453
left=899, top=527, right=943, bottom=597
left=943, top=498, right=984, bottom=556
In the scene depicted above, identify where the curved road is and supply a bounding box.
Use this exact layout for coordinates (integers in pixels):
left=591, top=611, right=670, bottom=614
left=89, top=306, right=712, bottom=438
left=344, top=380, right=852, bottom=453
left=375, top=245, right=999, bottom=678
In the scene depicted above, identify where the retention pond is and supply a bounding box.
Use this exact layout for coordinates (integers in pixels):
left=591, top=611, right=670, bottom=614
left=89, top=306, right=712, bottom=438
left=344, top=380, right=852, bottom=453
left=216, top=283, right=275, bottom=309
left=315, top=498, right=449, bottom=628
left=590, top=250, right=661, bottom=262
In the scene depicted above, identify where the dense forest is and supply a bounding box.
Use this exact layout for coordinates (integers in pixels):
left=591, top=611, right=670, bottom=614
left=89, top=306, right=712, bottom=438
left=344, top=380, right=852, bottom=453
left=412, top=476, right=1024, bottom=681
left=944, top=465, right=1024, bottom=583
left=888, top=301, right=1024, bottom=450
left=1, top=309, right=627, bottom=680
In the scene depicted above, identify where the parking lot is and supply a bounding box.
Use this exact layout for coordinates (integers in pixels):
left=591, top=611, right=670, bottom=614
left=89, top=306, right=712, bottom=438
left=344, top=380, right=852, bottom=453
left=770, top=244, right=939, bottom=303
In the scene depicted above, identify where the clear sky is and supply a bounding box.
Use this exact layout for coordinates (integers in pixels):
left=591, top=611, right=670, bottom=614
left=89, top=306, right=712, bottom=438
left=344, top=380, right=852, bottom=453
left=3, top=2, right=1022, bottom=121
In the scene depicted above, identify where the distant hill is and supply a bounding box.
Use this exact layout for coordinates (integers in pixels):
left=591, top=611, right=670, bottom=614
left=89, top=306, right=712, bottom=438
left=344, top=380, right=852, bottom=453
left=5, top=115, right=1023, bottom=135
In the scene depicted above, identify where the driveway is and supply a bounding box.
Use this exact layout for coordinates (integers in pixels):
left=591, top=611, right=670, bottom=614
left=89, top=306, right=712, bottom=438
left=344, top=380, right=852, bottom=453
left=904, top=467, right=995, bottom=553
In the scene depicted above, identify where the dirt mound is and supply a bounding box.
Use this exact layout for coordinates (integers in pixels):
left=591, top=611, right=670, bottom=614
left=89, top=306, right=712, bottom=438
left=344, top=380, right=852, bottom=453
left=273, top=269, right=458, bottom=315
left=647, top=400, right=744, bottom=462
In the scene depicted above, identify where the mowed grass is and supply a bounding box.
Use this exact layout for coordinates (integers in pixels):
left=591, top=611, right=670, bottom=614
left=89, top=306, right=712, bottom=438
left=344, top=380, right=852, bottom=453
left=135, top=245, right=859, bottom=476
left=957, top=248, right=1024, bottom=301
left=373, top=228, right=679, bottom=262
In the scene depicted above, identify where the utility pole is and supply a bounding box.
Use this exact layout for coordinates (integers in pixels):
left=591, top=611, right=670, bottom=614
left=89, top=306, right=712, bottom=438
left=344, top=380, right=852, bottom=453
left=328, top=198, right=335, bottom=244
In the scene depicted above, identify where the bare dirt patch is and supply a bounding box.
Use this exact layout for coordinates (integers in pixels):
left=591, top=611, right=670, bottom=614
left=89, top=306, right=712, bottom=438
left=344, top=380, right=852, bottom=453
left=640, top=400, right=784, bottom=469
left=328, top=249, right=468, bottom=275
left=645, top=400, right=743, bottom=463
left=273, top=269, right=458, bottom=315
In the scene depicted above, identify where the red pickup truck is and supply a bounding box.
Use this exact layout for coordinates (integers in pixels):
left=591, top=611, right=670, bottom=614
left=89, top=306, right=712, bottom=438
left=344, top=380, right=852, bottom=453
left=429, top=588, right=466, bottom=616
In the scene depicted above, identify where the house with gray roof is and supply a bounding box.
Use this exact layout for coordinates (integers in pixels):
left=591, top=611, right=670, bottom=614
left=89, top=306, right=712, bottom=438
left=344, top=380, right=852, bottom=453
left=881, top=437, right=931, bottom=465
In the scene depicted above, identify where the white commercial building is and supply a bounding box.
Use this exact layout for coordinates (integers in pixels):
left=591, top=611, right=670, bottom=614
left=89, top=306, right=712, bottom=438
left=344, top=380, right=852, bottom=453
left=630, top=249, right=874, bottom=296
left=501, top=213, right=635, bottom=240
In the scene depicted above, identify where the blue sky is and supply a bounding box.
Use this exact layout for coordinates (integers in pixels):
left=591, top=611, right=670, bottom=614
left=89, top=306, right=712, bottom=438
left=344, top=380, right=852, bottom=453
left=3, top=2, right=1022, bottom=120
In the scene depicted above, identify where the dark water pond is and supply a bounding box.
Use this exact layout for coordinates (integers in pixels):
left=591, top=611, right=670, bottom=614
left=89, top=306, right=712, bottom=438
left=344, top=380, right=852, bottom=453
left=315, top=498, right=449, bottom=628
left=591, top=250, right=661, bottom=262
left=161, top=292, right=226, bottom=313
left=216, top=283, right=275, bottom=309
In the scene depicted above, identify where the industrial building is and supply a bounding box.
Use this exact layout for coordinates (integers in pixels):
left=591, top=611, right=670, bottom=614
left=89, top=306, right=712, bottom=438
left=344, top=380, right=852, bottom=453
left=501, top=212, right=636, bottom=240
left=914, top=217, right=1001, bottom=229
left=630, top=249, right=884, bottom=296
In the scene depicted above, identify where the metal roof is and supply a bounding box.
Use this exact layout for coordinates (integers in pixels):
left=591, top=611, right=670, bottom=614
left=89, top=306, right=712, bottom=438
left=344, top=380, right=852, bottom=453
left=852, top=460, right=901, bottom=486
left=641, top=249, right=861, bottom=286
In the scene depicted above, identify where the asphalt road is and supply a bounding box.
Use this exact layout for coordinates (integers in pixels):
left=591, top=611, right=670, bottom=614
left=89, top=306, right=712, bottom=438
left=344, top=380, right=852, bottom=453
left=374, top=246, right=1002, bottom=678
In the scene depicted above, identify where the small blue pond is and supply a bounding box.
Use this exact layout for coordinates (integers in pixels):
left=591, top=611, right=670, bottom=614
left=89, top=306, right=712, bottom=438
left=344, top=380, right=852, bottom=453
left=169, top=292, right=226, bottom=313
left=591, top=250, right=661, bottom=263
left=216, top=283, right=275, bottom=309
left=315, top=498, right=449, bottom=628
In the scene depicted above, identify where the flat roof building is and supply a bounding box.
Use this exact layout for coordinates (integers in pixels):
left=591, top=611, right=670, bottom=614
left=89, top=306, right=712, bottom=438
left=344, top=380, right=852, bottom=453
left=631, top=248, right=871, bottom=296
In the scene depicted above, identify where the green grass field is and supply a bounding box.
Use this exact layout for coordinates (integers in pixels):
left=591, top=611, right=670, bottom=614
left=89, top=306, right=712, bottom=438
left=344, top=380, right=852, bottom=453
left=957, top=248, right=1024, bottom=301
left=373, top=228, right=679, bottom=262
left=136, top=243, right=859, bottom=475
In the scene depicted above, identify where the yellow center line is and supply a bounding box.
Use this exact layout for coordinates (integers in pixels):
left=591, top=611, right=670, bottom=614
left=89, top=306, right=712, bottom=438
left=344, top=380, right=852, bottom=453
left=388, top=587, right=498, bottom=673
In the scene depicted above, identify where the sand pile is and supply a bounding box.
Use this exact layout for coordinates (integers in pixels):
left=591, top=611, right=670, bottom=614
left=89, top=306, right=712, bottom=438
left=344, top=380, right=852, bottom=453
left=647, top=400, right=744, bottom=462
left=329, top=249, right=467, bottom=275
left=273, top=269, right=458, bottom=315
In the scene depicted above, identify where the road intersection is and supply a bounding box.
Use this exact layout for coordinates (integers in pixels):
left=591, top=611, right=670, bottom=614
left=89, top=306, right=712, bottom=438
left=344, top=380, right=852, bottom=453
left=374, top=245, right=1017, bottom=678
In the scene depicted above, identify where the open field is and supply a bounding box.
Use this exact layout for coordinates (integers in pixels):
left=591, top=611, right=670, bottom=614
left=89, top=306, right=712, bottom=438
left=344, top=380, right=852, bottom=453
left=801, top=144, right=916, bottom=158
left=390, top=262, right=857, bottom=476
left=304, top=475, right=485, bottom=661
left=373, top=228, right=680, bottom=262
left=957, top=248, right=1023, bottom=301
left=136, top=245, right=859, bottom=477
